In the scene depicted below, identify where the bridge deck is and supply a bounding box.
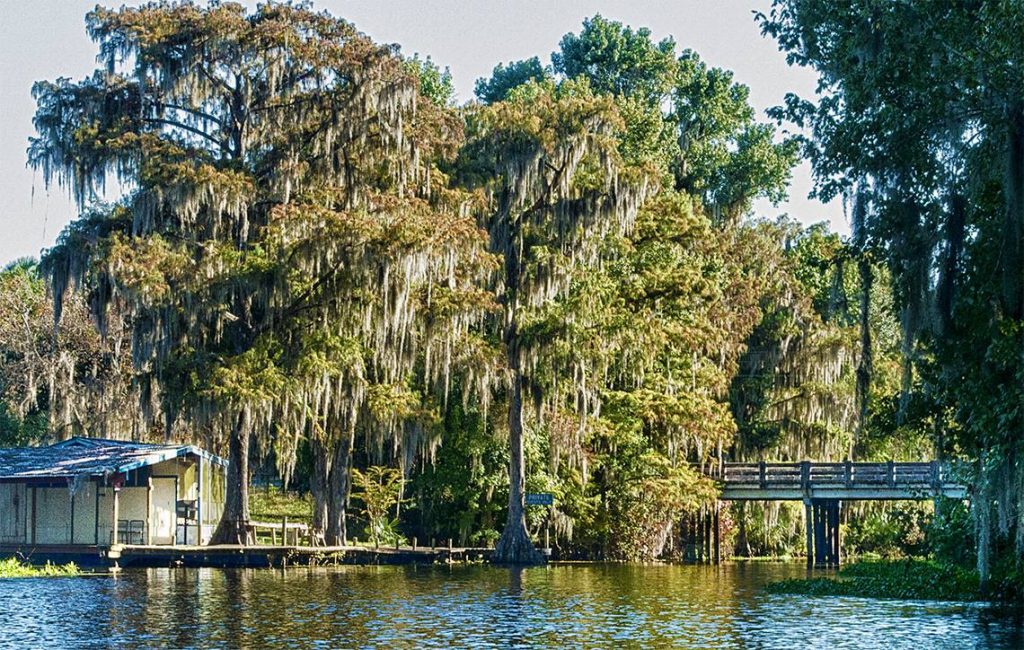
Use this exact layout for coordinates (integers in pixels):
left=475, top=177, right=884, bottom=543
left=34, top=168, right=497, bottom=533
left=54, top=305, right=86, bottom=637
left=718, top=461, right=966, bottom=501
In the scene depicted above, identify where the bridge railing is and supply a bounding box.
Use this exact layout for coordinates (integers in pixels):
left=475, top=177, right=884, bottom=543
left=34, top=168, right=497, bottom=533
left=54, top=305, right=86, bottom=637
left=721, top=461, right=950, bottom=490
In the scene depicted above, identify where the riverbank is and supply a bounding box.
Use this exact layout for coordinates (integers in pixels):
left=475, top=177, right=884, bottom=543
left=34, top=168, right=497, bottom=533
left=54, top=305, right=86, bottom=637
left=767, top=559, right=1023, bottom=602
left=0, top=557, right=80, bottom=578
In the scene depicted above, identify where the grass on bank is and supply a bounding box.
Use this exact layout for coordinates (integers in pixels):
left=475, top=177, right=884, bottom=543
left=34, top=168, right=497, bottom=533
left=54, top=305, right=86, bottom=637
left=0, top=557, right=80, bottom=578
left=249, top=486, right=313, bottom=524
left=766, top=559, right=1023, bottom=602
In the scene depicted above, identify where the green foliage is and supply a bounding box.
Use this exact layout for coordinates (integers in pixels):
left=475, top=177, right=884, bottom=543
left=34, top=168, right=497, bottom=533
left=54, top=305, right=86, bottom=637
left=0, top=405, right=47, bottom=448
left=554, top=15, right=676, bottom=106
left=249, top=487, right=313, bottom=524
left=734, top=502, right=807, bottom=557
left=844, top=504, right=929, bottom=559
left=928, top=499, right=975, bottom=568
left=0, top=557, right=81, bottom=578
left=352, top=466, right=405, bottom=546
left=474, top=57, right=549, bottom=104
left=0, top=260, right=131, bottom=442
left=407, top=54, right=456, bottom=107
left=673, top=52, right=798, bottom=220
left=409, top=401, right=506, bottom=547
left=768, top=559, right=983, bottom=601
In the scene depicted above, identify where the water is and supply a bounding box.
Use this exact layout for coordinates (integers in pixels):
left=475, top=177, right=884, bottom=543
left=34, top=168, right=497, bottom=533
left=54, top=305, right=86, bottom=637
left=1, top=563, right=1020, bottom=648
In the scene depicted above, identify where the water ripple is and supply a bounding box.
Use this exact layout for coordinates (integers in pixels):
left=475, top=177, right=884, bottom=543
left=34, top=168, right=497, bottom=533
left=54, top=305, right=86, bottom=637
left=0, top=563, right=1020, bottom=648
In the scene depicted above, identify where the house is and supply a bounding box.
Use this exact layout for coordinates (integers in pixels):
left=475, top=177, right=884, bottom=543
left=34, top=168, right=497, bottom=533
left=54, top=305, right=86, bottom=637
left=0, top=437, right=227, bottom=548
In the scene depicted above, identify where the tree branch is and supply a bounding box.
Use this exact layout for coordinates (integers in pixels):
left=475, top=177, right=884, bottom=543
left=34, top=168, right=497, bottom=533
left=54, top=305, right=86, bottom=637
left=143, top=117, right=226, bottom=151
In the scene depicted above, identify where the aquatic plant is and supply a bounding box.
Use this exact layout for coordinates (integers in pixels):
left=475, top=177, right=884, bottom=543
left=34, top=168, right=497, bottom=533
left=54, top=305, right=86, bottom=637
left=0, top=557, right=80, bottom=579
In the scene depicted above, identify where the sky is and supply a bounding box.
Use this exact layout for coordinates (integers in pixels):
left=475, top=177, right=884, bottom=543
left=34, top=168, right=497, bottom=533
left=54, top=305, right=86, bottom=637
left=0, top=0, right=846, bottom=266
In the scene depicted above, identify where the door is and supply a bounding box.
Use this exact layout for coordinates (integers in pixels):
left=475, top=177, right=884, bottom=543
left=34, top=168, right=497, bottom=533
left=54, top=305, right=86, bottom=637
left=149, top=478, right=177, bottom=545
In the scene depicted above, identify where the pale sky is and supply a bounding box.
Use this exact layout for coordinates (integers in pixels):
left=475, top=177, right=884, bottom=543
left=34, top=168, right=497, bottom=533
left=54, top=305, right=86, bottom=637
left=0, top=0, right=845, bottom=266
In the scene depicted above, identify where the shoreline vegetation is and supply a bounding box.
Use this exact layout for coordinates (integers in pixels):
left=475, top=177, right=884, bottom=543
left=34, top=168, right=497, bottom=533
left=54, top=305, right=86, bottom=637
left=767, top=559, right=1022, bottom=603
left=0, top=557, right=80, bottom=578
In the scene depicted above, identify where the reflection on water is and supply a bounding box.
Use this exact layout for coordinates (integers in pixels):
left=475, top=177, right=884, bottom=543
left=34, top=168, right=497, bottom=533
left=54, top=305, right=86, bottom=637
left=1, top=563, right=1021, bottom=648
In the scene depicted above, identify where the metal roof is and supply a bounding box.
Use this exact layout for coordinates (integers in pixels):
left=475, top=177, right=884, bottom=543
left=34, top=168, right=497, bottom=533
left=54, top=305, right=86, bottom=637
left=0, top=437, right=228, bottom=482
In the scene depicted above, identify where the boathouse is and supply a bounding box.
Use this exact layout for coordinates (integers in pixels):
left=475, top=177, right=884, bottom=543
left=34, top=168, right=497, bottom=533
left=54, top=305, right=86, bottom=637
left=0, top=437, right=227, bottom=549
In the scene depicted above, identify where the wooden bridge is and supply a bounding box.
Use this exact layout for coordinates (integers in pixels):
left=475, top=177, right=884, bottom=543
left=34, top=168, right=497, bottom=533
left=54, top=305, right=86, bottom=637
left=717, top=460, right=966, bottom=501
left=683, top=460, right=966, bottom=568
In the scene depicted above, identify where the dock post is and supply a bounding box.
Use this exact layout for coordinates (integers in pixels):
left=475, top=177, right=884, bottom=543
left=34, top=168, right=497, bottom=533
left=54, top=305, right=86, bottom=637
left=412, top=537, right=417, bottom=551
left=804, top=498, right=813, bottom=567
left=282, top=516, right=288, bottom=546
left=112, top=490, right=120, bottom=545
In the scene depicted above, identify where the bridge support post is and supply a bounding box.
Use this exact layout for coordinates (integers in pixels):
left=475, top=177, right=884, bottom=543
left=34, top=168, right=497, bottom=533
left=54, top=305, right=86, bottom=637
left=804, top=498, right=813, bottom=567
left=813, top=500, right=826, bottom=567
left=810, top=499, right=842, bottom=567
left=832, top=500, right=841, bottom=566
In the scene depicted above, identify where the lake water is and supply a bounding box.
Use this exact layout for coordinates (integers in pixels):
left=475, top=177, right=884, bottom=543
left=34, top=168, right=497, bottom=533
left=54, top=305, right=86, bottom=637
left=1, top=563, right=1021, bottom=648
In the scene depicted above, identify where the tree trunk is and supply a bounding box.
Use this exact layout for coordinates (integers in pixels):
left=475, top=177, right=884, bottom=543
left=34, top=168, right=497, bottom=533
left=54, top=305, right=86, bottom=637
left=937, top=191, right=966, bottom=336
left=976, top=453, right=992, bottom=593
left=853, top=185, right=872, bottom=458
left=211, top=408, right=252, bottom=545
left=325, top=427, right=355, bottom=546
left=492, top=370, right=544, bottom=565
left=1003, top=101, right=1024, bottom=320
left=310, top=436, right=331, bottom=545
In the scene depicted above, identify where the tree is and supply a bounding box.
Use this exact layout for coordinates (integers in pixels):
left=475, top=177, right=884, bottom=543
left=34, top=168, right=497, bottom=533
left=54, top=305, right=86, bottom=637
left=759, top=0, right=1024, bottom=586
left=458, top=79, right=654, bottom=563
left=408, top=54, right=456, bottom=107
left=553, top=15, right=676, bottom=107
left=31, top=2, right=488, bottom=545
left=673, top=52, right=798, bottom=221
left=0, top=259, right=132, bottom=445
left=552, top=15, right=797, bottom=221
left=474, top=57, right=549, bottom=105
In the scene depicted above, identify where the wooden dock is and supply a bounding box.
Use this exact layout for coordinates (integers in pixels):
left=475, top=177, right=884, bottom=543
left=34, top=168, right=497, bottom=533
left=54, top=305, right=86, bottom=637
left=1, top=542, right=493, bottom=569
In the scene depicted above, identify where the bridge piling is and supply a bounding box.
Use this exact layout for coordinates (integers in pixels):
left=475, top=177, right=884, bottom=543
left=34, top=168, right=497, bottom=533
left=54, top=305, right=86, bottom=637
left=809, top=499, right=841, bottom=567
left=804, top=499, right=813, bottom=567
